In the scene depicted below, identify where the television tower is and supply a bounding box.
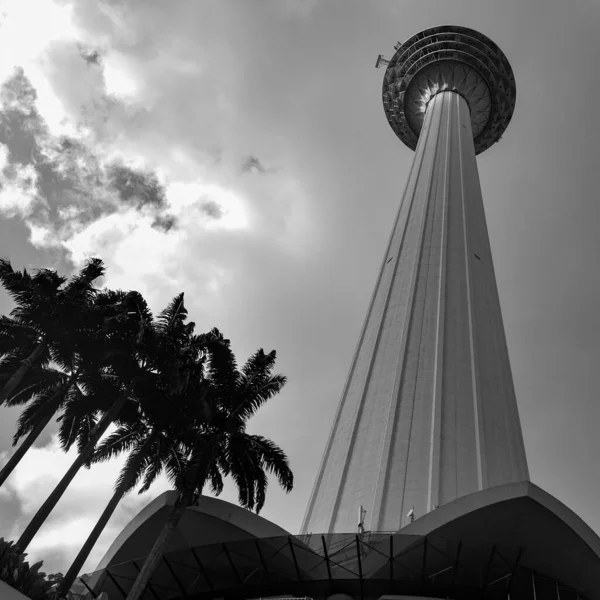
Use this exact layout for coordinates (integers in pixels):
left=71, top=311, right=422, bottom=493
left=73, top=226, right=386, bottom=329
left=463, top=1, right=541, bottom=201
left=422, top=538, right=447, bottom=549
left=302, top=26, right=529, bottom=534
left=81, top=25, right=600, bottom=600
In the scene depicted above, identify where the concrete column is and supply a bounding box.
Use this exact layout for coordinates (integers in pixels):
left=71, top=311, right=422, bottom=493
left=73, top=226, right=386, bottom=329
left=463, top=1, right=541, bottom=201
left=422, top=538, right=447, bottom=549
left=301, top=91, right=529, bottom=535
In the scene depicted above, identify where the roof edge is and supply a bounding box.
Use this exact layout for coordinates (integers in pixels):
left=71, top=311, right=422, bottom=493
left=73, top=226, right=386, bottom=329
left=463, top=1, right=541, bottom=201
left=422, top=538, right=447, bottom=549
left=400, top=480, right=600, bottom=558
left=95, top=491, right=290, bottom=571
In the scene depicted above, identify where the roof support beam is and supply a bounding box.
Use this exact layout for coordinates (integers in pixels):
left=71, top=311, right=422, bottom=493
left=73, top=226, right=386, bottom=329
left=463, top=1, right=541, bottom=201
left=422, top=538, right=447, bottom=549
left=322, top=535, right=333, bottom=581
left=255, top=539, right=272, bottom=583
left=105, top=570, right=128, bottom=600
left=78, top=576, right=99, bottom=599
left=388, top=540, right=420, bottom=579
left=222, top=543, right=242, bottom=585
left=191, top=548, right=214, bottom=591
left=163, top=556, right=187, bottom=597
left=355, top=535, right=364, bottom=600
left=389, top=535, right=394, bottom=581
left=482, top=545, right=496, bottom=589
left=507, top=548, right=524, bottom=598
left=288, top=536, right=303, bottom=580
left=420, top=538, right=428, bottom=595
left=451, top=541, right=462, bottom=587
left=488, top=573, right=512, bottom=587
left=132, top=561, right=160, bottom=600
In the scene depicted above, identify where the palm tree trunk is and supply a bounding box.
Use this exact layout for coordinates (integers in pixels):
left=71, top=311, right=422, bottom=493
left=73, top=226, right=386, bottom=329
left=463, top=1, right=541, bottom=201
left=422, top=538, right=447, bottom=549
left=125, top=491, right=193, bottom=600
left=16, top=392, right=129, bottom=551
left=0, top=341, right=47, bottom=404
left=57, top=431, right=158, bottom=598
left=0, top=410, right=54, bottom=488
left=0, top=374, right=75, bottom=488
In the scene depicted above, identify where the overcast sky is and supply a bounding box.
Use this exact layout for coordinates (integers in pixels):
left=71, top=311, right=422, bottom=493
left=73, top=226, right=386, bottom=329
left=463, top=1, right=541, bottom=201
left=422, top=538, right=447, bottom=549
left=0, top=0, right=599, bottom=578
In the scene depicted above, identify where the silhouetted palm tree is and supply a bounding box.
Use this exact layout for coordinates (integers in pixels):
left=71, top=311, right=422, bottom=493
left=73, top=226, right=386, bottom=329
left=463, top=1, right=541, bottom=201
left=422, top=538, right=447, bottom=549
left=0, top=367, right=81, bottom=487
left=56, top=295, right=211, bottom=596
left=0, top=258, right=105, bottom=403
left=16, top=292, right=212, bottom=556
left=14, top=291, right=155, bottom=552
left=56, top=421, right=185, bottom=596
left=125, top=334, right=293, bottom=600
left=0, top=284, right=143, bottom=489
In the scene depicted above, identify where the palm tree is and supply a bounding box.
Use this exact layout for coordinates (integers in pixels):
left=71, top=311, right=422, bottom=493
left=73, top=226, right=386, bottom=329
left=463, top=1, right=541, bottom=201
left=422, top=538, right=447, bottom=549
left=15, top=384, right=137, bottom=551
left=14, top=291, right=156, bottom=552
left=0, top=258, right=105, bottom=404
left=0, top=284, right=142, bottom=489
left=56, top=298, right=211, bottom=597
left=55, top=419, right=186, bottom=597
left=0, top=367, right=80, bottom=487
left=15, top=292, right=206, bottom=554
left=125, top=334, right=294, bottom=600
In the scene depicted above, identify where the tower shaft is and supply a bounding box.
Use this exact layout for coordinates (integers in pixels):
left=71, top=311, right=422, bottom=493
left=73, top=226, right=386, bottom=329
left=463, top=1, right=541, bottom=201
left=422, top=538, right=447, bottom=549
left=302, top=91, right=529, bottom=534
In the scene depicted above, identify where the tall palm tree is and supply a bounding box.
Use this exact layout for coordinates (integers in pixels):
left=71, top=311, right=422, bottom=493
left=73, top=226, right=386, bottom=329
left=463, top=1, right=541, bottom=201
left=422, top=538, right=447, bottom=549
left=56, top=420, right=186, bottom=597
left=14, top=291, right=156, bottom=552
left=0, top=367, right=81, bottom=487
left=15, top=292, right=205, bottom=554
left=56, top=299, right=211, bottom=597
left=15, top=384, right=136, bottom=551
left=0, top=284, right=142, bottom=489
left=0, top=258, right=105, bottom=403
left=125, top=336, right=294, bottom=600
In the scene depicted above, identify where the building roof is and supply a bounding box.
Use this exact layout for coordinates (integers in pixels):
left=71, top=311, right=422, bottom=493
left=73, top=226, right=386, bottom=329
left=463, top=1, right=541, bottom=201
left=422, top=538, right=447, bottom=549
left=79, top=482, right=600, bottom=600
left=95, top=491, right=291, bottom=572
left=0, top=581, right=31, bottom=600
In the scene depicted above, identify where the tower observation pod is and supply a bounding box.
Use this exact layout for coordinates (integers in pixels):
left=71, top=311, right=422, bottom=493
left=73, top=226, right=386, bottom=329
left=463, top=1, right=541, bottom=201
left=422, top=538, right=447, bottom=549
left=302, top=24, right=528, bottom=537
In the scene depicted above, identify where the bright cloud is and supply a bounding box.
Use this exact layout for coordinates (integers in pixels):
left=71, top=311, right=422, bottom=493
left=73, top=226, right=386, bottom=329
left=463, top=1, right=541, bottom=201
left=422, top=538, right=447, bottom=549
left=167, top=182, right=250, bottom=231
left=0, top=431, right=172, bottom=573
left=102, top=52, right=139, bottom=102
left=0, top=0, right=79, bottom=137
left=25, top=178, right=251, bottom=309
left=0, top=152, right=41, bottom=218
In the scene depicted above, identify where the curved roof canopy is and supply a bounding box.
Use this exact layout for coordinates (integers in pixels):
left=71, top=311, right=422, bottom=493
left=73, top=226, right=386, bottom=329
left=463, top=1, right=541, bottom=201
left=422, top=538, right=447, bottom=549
left=95, top=491, right=291, bottom=572
left=80, top=483, right=600, bottom=600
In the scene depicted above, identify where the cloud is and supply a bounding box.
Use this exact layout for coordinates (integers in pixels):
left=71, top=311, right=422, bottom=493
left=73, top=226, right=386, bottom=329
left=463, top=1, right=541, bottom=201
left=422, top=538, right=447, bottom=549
left=241, top=156, right=268, bottom=175
left=77, top=45, right=101, bottom=67
left=201, top=199, right=224, bottom=219
left=0, top=0, right=316, bottom=309
left=108, top=164, right=166, bottom=208
left=0, top=142, right=41, bottom=218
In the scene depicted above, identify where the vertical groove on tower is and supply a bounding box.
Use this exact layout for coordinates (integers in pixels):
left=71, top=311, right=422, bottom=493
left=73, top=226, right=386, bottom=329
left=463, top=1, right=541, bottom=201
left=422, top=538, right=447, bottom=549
left=458, top=93, right=485, bottom=492
left=427, top=92, right=451, bottom=513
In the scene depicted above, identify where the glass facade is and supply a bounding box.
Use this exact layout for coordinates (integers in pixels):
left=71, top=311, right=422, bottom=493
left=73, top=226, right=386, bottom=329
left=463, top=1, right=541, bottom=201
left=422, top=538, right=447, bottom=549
left=73, top=533, right=585, bottom=600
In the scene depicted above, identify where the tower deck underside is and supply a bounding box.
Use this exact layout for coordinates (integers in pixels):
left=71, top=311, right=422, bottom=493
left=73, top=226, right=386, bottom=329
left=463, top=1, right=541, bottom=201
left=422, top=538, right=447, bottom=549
left=302, top=91, right=529, bottom=535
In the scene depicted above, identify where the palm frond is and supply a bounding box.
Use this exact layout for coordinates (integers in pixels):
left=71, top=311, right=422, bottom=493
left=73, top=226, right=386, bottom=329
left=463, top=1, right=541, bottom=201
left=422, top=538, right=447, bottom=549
left=155, top=293, right=187, bottom=333
left=63, top=258, right=105, bottom=300
left=248, top=434, right=294, bottom=492
left=0, top=355, right=60, bottom=404
left=114, top=433, right=157, bottom=494
left=12, top=391, right=60, bottom=444
left=202, top=329, right=237, bottom=392
left=233, top=373, right=287, bottom=422
left=92, top=425, right=142, bottom=464
left=56, top=387, right=94, bottom=451
left=206, top=462, right=224, bottom=496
